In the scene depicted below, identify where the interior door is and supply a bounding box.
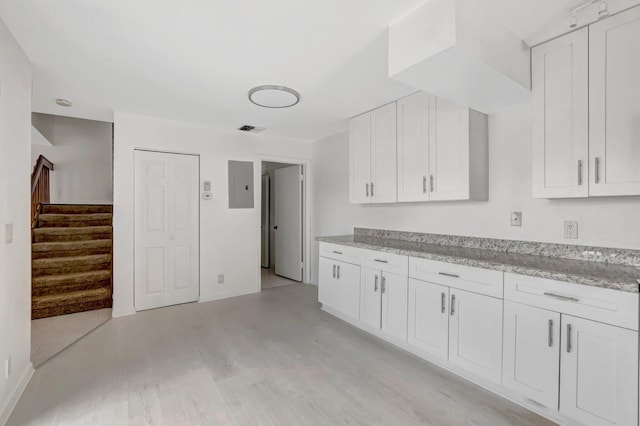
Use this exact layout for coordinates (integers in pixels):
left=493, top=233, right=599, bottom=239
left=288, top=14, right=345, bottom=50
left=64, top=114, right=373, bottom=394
left=407, top=278, right=449, bottom=361
left=274, top=164, right=302, bottom=281
left=261, top=175, right=269, bottom=268
left=134, top=150, right=199, bottom=311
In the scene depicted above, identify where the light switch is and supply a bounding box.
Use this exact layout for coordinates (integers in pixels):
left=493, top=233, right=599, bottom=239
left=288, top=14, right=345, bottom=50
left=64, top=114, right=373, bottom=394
left=4, top=223, right=13, bottom=244
left=203, top=181, right=211, bottom=192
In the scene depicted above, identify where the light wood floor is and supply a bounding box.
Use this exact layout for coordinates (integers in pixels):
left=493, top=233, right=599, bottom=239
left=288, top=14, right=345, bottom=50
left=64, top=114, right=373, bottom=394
left=10, top=284, right=553, bottom=425
left=261, top=267, right=300, bottom=290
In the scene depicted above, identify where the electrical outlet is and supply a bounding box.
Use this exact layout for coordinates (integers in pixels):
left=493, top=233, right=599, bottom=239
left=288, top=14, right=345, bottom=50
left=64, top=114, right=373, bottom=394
left=4, top=223, right=13, bottom=244
left=510, top=212, right=522, bottom=227
left=5, top=358, right=11, bottom=379
left=564, top=221, right=579, bottom=239
left=217, top=274, right=224, bottom=284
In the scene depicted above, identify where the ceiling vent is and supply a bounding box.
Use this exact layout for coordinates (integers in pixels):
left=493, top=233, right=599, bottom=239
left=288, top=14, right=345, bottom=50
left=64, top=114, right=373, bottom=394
left=238, top=125, right=266, bottom=133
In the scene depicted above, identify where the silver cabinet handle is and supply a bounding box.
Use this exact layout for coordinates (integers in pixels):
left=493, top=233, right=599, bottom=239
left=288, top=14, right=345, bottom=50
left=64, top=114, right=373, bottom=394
left=336, top=265, right=340, bottom=279
left=566, top=324, right=572, bottom=353
left=423, top=176, right=427, bottom=194
left=450, top=294, right=456, bottom=316
left=365, top=183, right=370, bottom=197
left=332, top=250, right=343, bottom=255
left=430, top=175, right=434, bottom=192
left=439, top=272, right=460, bottom=278
left=548, top=319, right=553, bottom=347
left=374, top=259, right=388, bottom=264
left=543, top=292, right=579, bottom=303
left=595, top=157, right=600, bottom=184
left=332, top=264, right=336, bottom=278
left=371, top=182, right=374, bottom=197
left=441, top=292, right=446, bottom=314
left=577, top=160, right=583, bottom=186
left=374, top=275, right=378, bottom=292
left=381, top=276, right=386, bottom=294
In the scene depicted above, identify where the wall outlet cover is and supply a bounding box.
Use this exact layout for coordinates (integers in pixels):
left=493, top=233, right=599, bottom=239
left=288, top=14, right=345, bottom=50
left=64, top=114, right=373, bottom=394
left=564, top=221, right=579, bottom=239
left=217, top=274, right=224, bottom=284
left=510, top=212, right=522, bottom=227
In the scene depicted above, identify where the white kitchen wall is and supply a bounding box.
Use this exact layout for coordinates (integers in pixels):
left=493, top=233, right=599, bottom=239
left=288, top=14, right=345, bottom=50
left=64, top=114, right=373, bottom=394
left=0, top=18, right=34, bottom=424
left=112, top=112, right=312, bottom=316
left=31, top=114, right=113, bottom=204
left=311, top=103, right=640, bottom=284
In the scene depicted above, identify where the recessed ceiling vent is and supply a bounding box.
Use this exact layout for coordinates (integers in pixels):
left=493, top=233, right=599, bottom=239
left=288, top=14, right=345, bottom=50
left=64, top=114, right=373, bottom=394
left=237, top=125, right=266, bottom=133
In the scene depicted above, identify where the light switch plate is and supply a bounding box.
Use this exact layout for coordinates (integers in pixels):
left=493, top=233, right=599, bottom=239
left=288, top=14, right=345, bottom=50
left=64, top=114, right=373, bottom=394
left=4, top=223, right=13, bottom=244
left=564, top=221, right=579, bottom=239
left=217, top=274, right=224, bottom=284
left=203, top=181, right=211, bottom=192
left=510, top=212, right=522, bottom=227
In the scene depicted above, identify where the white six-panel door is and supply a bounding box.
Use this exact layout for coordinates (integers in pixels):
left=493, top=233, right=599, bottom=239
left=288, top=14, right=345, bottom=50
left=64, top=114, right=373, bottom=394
left=532, top=27, right=589, bottom=199
left=134, top=150, right=199, bottom=311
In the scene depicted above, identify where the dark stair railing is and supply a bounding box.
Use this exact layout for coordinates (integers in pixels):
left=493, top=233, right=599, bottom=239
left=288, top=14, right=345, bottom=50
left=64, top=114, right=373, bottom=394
left=31, top=155, right=54, bottom=239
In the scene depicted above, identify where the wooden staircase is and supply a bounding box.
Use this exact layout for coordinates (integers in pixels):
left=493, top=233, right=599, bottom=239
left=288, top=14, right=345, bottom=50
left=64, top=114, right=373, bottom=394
left=32, top=204, right=113, bottom=319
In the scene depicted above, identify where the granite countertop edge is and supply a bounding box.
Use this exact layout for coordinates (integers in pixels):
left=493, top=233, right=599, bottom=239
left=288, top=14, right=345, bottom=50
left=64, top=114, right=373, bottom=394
left=317, top=236, right=640, bottom=294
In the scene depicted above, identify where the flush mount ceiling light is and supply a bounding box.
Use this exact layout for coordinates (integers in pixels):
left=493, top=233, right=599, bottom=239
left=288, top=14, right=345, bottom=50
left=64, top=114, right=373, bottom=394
left=248, top=85, right=300, bottom=109
left=55, top=98, right=73, bottom=107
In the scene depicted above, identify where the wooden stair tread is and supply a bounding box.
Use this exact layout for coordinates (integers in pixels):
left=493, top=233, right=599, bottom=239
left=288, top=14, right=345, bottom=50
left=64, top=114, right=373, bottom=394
left=32, top=239, right=112, bottom=252
left=32, top=269, right=112, bottom=286
left=32, top=287, right=111, bottom=309
left=33, top=253, right=111, bottom=267
left=34, top=226, right=112, bottom=235
left=41, top=204, right=113, bottom=214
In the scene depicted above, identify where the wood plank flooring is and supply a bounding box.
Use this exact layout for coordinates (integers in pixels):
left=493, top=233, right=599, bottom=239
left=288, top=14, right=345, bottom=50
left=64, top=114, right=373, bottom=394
left=9, top=284, right=553, bottom=425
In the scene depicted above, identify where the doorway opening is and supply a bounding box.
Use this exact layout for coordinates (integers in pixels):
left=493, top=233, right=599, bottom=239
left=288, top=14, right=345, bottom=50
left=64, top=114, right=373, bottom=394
left=261, top=160, right=306, bottom=290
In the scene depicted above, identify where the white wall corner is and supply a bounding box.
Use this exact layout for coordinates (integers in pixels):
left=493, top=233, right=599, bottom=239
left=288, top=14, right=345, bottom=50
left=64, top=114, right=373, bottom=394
left=0, top=363, right=34, bottom=426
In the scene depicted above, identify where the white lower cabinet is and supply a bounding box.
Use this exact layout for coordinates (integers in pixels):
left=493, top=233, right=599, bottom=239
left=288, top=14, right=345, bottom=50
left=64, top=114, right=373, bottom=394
left=408, top=278, right=449, bottom=361
left=318, top=256, right=360, bottom=321
left=360, top=267, right=408, bottom=341
left=502, top=301, right=561, bottom=409
left=560, top=315, right=638, bottom=426
left=448, top=288, right=503, bottom=384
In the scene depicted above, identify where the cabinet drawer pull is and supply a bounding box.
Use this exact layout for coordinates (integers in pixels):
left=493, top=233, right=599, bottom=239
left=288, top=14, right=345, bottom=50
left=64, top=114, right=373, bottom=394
left=366, top=183, right=370, bottom=197
left=374, top=275, right=379, bottom=292
left=548, top=319, right=553, bottom=347
left=423, top=176, right=427, bottom=194
left=439, top=272, right=460, bottom=278
left=430, top=175, right=434, bottom=192
left=332, top=250, right=343, bottom=255
left=577, top=160, right=583, bottom=186
left=441, top=292, right=446, bottom=314
left=332, top=264, right=336, bottom=279
left=450, top=294, right=456, bottom=316
left=336, top=265, right=340, bottom=279
left=566, top=324, right=572, bottom=353
left=543, top=292, right=579, bottom=303
left=381, top=276, right=386, bottom=294
left=374, top=259, right=389, bottom=263
left=594, top=157, right=600, bottom=184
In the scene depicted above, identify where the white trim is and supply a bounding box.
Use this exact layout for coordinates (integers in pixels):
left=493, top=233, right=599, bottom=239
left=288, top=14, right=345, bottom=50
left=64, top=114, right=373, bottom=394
left=258, top=155, right=312, bottom=288
left=0, top=362, right=34, bottom=426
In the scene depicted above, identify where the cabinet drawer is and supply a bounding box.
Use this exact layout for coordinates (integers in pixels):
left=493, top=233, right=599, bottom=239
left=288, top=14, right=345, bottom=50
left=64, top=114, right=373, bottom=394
left=409, top=257, right=503, bottom=298
left=362, top=249, right=408, bottom=275
left=319, top=243, right=363, bottom=265
left=505, top=273, right=639, bottom=330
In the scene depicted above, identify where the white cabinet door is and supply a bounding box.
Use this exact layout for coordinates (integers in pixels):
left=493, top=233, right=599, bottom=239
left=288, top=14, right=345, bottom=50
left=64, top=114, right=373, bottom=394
left=502, top=302, right=560, bottom=410
left=397, top=92, right=431, bottom=202
left=407, top=278, right=449, bottom=361
left=380, top=272, right=408, bottom=341
left=429, top=98, right=471, bottom=201
left=589, top=6, right=640, bottom=196
left=532, top=28, right=589, bottom=199
left=336, top=261, right=361, bottom=322
left=360, top=267, right=382, bottom=330
left=349, top=113, right=372, bottom=203
left=560, top=315, right=638, bottom=426
left=449, top=289, right=503, bottom=384
left=371, top=103, right=397, bottom=203
left=318, top=256, right=339, bottom=309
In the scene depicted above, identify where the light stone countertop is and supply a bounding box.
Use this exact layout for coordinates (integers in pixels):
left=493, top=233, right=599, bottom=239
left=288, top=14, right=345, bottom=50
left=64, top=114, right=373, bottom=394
left=317, top=235, right=640, bottom=293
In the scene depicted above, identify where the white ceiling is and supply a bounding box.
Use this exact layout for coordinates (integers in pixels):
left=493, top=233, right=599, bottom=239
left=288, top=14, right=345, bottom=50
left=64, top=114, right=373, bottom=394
left=1, top=0, right=639, bottom=142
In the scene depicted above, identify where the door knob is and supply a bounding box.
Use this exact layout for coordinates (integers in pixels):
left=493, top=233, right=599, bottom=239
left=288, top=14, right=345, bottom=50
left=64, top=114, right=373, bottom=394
left=273, top=226, right=278, bottom=230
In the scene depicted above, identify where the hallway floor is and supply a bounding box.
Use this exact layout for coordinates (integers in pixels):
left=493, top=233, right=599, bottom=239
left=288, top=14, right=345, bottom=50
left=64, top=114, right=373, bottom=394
left=11, top=285, right=551, bottom=425
left=261, top=267, right=300, bottom=289
left=31, top=308, right=112, bottom=367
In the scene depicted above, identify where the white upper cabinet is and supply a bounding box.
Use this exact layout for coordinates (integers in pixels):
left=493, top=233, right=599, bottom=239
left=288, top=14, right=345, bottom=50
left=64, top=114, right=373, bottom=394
left=589, top=6, right=640, bottom=196
left=349, top=103, right=397, bottom=204
left=532, top=28, right=589, bottom=199
left=397, top=92, right=432, bottom=202
left=533, top=6, right=640, bottom=198
left=396, top=93, right=488, bottom=203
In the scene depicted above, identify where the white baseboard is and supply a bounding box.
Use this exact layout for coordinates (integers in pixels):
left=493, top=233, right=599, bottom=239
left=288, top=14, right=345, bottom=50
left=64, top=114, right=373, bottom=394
left=0, top=362, right=34, bottom=426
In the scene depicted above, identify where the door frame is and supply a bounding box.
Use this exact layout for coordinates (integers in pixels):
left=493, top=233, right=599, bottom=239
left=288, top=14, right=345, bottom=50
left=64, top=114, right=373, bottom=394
left=258, top=155, right=311, bottom=288
left=133, top=148, right=201, bottom=310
